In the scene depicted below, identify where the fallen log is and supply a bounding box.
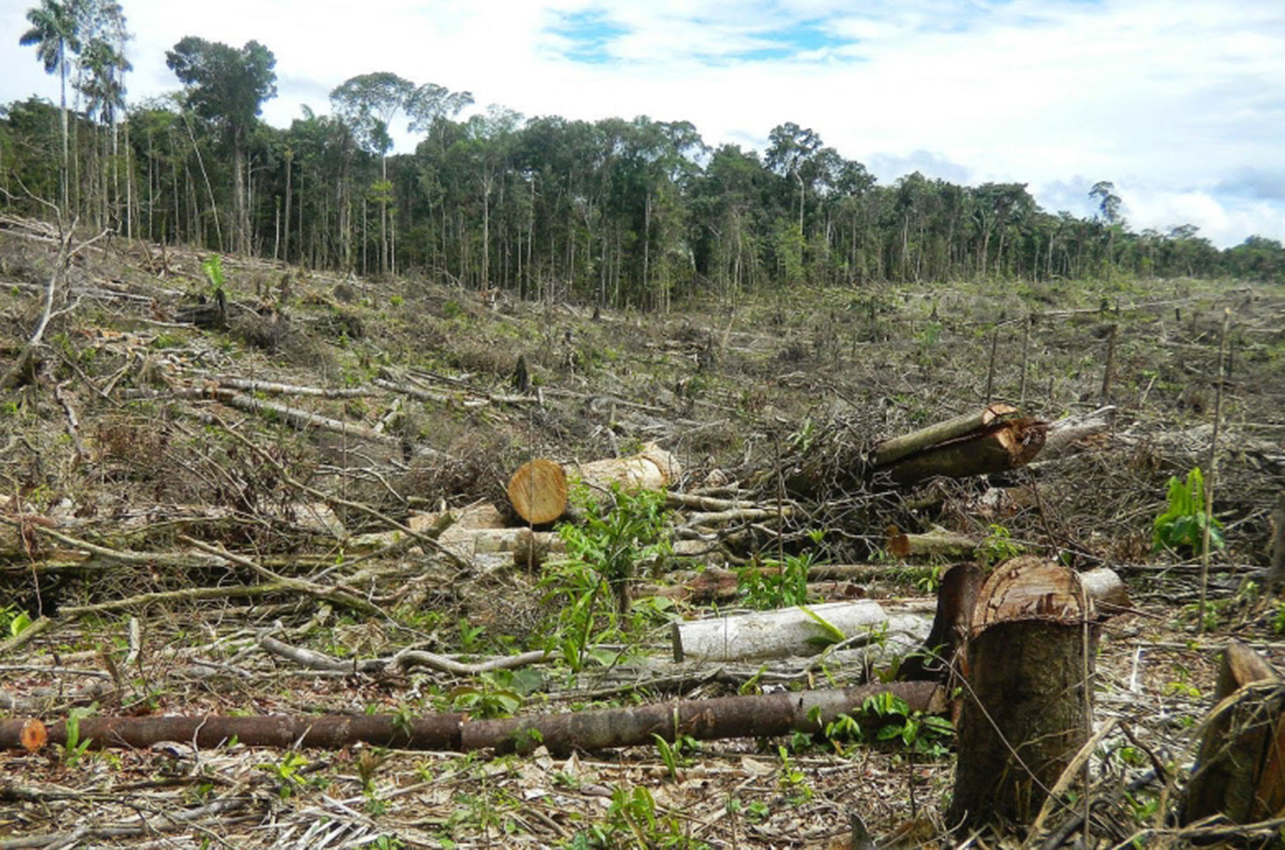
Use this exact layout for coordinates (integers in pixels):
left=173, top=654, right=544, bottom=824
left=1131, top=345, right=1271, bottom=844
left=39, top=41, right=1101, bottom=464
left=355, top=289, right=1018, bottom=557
left=873, top=404, right=1021, bottom=468
left=507, top=443, right=682, bottom=525
left=633, top=568, right=866, bottom=606
left=1182, top=641, right=1285, bottom=824
left=1038, top=405, right=1116, bottom=461
left=885, top=525, right=979, bottom=559
left=874, top=405, right=1048, bottom=487
left=671, top=600, right=929, bottom=662
left=0, top=681, right=946, bottom=757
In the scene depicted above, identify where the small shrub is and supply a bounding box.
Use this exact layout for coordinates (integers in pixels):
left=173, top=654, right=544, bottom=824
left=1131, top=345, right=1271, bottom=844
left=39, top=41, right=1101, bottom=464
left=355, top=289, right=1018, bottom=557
left=1153, top=467, right=1224, bottom=556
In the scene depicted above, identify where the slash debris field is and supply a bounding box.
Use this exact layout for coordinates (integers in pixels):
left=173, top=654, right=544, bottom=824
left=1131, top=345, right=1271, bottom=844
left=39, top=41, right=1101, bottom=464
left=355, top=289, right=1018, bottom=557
left=1, top=216, right=1284, bottom=848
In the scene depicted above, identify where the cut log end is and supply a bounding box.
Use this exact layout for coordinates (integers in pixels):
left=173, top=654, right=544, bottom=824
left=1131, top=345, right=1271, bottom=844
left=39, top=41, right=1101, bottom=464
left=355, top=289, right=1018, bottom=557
left=507, top=459, right=568, bottom=525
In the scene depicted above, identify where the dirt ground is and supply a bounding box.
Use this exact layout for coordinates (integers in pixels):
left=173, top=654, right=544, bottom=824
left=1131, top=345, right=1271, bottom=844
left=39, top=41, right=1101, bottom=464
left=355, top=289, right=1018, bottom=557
left=1, top=216, right=1284, bottom=848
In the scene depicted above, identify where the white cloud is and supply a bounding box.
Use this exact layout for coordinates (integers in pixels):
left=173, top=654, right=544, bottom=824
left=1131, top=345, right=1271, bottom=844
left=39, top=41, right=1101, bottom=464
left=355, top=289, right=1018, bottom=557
left=2, top=0, right=1283, bottom=247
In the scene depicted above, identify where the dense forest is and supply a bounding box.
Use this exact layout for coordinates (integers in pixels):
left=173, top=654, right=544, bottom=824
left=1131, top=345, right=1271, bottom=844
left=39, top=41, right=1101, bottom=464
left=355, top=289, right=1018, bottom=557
left=6, top=0, right=1285, bottom=309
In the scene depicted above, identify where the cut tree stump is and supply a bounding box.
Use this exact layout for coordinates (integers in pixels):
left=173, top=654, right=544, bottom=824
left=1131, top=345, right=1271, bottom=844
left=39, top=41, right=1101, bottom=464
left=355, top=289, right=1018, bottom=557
left=948, top=556, right=1099, bottom=830
left=507, top=443, right=681, bottom=524
left=1182, top=641, right=1285, bottom=824
left=872, top=404, right=1047, bottom=487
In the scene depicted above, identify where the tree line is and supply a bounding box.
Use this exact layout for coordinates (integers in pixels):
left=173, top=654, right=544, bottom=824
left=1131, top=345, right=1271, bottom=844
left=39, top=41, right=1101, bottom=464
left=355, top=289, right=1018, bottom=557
left=5, top=2, right=1284, bottom=308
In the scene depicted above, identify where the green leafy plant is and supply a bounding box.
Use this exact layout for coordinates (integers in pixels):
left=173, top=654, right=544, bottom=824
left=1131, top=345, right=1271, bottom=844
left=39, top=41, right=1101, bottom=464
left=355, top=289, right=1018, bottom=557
left=738, top=551, right=815, bottom=609
left=542, top=485, right=670, bottom=671
left=823, top=712, right=865, bottom=756
left=257, top=750, right=309, bottom=799
left=862, top=692, right=954, bottom=757
left=978, top=523, right=1025, bottom=567
left=449, top=669, right=541, bottom=719
left=200, top=254, right=225, bottom=292
left=653, top=733, right=698, bottom=782
left=776, top=745, right=813, bottom=802
left=0, top=604, right=32, bottom=638
left=1153, top=467, right=1224, bottom=556
left=62, top=704, right=97, bottom=766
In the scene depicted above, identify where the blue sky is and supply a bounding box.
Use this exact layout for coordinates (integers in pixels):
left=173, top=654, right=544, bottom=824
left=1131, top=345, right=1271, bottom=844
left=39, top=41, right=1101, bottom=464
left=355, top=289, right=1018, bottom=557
left=3, top=0, right=1285, bottom=248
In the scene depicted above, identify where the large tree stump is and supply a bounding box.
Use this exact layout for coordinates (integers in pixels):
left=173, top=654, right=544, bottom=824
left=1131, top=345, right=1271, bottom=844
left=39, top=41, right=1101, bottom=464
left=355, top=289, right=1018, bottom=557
left=1182, top=641, right=1285, bottom=824
left=948, top=557, right=1098, bottom=829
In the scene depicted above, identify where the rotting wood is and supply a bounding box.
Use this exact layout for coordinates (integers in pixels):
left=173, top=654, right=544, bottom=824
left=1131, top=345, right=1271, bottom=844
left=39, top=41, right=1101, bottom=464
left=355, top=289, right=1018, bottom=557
left=0, top=681, right=945, bottom=757
left=1182, top=641, right=1285, bottom=824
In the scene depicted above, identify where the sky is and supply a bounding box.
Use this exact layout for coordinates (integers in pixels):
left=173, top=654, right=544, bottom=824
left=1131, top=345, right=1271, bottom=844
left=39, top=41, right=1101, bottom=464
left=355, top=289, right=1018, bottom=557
left=3, top=0, right=1285, bottom=249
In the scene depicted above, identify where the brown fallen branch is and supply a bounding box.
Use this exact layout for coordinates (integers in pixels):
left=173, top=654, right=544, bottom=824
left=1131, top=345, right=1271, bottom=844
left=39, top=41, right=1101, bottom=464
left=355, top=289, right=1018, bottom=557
left=206, top=412, right=474, bottom=571
left=375, top=374, right=535, bottom=408
left=634, top=567, right=865, bottom=606
left=508, top=443, right=682, bottom=524
left=179, top=536, right=383, bottom=618
left=0, top=680, right=945, bottom=757
left=873, top=404, right=1047, bottom=487
left=122, top=386, right=446, bottom=460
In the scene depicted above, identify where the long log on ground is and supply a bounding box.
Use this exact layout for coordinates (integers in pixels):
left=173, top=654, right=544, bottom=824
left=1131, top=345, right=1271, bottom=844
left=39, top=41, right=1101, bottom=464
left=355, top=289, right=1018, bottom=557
left=1182, top=641, right=1285, bottom=824
left=885, top=525, right=979, bottom=559
left=0, top=681, right=946, bottom=757
left=1038, top=405, right=1116, bottom=461
left=948, top=557, right=1099, bottom=830
left=508, top=443, right=682, bottom=524
left=873, top=404, right=1020, bottom=468
left=671, top=600, right=929, bottom=662
left=878, top=415, right=1047, bottom=487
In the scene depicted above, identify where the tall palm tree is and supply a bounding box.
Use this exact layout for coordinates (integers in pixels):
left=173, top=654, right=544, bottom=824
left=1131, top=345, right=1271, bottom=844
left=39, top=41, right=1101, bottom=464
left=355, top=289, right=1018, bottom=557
left=19, top=0, right=82, bottom=210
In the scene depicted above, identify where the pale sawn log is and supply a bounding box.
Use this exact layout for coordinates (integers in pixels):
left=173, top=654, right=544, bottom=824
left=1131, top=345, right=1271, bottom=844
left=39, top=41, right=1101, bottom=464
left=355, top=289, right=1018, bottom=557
left=671, top=600, right=911, bottom=662
left=507, top=443, right=681, bottom=524
left=507, top=458, right=568, bottom=524
left=0, top=680, right=945, bottom=757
